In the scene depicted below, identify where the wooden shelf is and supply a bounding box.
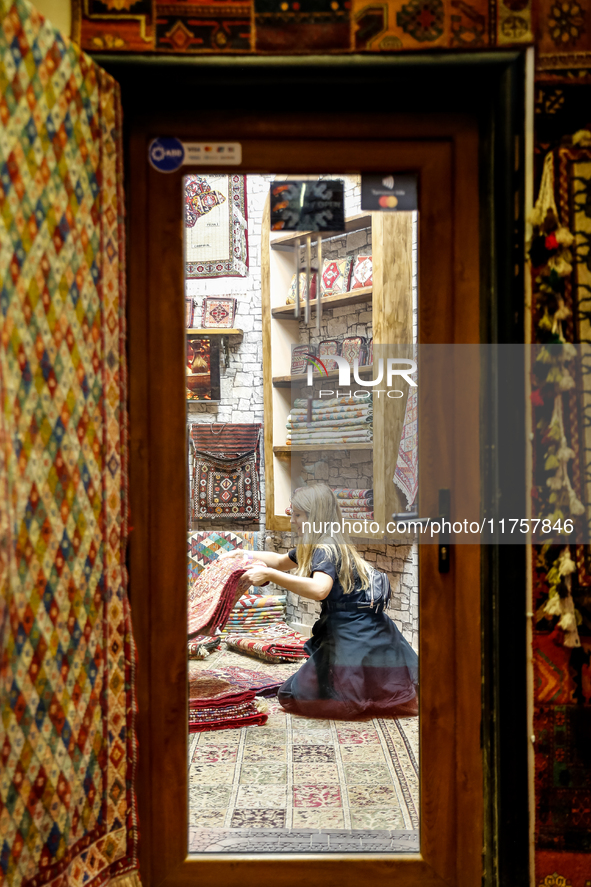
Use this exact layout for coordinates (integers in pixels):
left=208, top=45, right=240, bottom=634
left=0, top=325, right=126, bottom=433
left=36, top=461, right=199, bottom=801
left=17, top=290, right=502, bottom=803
left=273, top=364, right=374, bottom=387
left=186, top=328, right=242, bottom=336
left=270, top=213, right=372, bottom=251
left=272, top=287, right=372, bottom=318
left=274, top=444, right=373, bottom=454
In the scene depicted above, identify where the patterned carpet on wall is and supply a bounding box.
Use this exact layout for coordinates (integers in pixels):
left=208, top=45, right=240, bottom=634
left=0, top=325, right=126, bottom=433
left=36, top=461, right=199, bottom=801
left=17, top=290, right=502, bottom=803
left=187, top=649, right=419, bottom=853
left=531, top=138, right=591, bottom=886
left=73, top=0, right=533, bottom=56
left=0, top=3, right=139, bottom=886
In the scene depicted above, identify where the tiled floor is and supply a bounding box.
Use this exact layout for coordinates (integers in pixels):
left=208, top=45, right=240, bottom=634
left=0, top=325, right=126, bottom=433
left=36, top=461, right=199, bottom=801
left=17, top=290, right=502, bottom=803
left=187, top=649, right=419, bottom=854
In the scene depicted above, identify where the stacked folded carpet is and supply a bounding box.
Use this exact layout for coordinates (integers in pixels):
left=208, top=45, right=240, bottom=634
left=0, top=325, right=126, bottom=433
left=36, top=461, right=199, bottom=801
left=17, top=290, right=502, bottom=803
left=225, top=622, right=309, bottom=664
left=332, top=487, right=374, bottom=521
left=286, top=396, right=373, bottom=447
left=188, top=674, right=268, bottom=733
left=189, top=662, right=285, bottom=697
left=221, top=593, right=287, bottom=637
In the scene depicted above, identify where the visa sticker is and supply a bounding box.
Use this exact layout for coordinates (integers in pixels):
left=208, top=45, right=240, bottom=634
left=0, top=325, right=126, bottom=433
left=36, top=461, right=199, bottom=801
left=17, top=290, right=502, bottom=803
left=148, top=139, right=242, bottom=172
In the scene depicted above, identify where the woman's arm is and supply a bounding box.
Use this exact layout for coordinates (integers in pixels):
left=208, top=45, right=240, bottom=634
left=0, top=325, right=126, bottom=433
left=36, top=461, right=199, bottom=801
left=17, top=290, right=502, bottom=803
left=217, top=548, right=295, bottom=571
left=243, top=565, right=332, bottom=602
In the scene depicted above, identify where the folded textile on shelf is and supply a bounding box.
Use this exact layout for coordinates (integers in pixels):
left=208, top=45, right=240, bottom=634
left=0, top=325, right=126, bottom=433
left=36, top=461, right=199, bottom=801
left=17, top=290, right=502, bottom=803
left=334, top=496, right=373, bottom=506
left=286, top=410, right=373, bottom=429
left=234, top=594, right=286, bottom=609
left=225, top=622, right=309, bottom=664
left=293, top=396, right=371, bottom=408
left=338, top=511, right=374, bottom=520
left=188, top=554, right=263, bottom=636
left=287, top=428, right=372, bottom=439
left=287, top=395, right=373, bottom=447
left=188, top=675, right=268, bottom=732
left=332, top=487, right=373, bottom=498
left=286, top=438, right=371, bottom=448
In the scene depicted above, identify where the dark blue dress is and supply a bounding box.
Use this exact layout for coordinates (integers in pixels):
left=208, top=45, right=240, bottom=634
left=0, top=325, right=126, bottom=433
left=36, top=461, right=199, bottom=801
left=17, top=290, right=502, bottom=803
left=277, top=547, right=419, bottom=720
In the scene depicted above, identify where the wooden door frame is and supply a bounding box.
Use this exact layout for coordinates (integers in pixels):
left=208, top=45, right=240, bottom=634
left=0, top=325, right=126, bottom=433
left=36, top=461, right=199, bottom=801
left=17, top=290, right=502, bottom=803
left=108, top=50, right=528, bottom=887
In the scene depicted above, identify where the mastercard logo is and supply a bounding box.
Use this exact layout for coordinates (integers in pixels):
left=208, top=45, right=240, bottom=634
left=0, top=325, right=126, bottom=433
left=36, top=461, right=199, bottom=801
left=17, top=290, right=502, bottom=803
left=379, top=195, right=398, bottom=208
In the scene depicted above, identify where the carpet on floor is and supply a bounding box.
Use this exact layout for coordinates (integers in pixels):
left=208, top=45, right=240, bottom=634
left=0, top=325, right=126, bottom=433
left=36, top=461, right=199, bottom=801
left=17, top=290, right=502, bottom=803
left=187, top=648, right=419, bottom=838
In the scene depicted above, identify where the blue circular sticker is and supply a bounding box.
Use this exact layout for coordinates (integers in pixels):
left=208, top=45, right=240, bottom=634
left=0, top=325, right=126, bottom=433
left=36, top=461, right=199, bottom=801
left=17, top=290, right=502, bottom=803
left=148, top=137, right=185, bottom=173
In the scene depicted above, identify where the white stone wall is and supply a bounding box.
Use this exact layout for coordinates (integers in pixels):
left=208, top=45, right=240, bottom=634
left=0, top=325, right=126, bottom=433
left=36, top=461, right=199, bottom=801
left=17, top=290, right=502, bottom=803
left=186, top=175, right=273, bottom=532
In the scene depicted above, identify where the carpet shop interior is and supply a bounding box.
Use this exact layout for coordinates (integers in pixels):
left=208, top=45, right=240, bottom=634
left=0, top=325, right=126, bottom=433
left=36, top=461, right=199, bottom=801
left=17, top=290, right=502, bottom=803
left=184, top=174, right=420, bottom=854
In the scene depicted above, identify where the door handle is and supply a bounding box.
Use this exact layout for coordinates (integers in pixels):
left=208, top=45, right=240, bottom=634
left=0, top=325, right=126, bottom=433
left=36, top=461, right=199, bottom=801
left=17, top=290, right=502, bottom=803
left=438, top=488, right=450, bottom=573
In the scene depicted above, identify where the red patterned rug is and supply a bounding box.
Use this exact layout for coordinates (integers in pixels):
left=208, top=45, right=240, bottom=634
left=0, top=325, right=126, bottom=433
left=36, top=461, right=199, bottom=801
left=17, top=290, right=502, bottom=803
left=188, top=554, right=263, bottom=635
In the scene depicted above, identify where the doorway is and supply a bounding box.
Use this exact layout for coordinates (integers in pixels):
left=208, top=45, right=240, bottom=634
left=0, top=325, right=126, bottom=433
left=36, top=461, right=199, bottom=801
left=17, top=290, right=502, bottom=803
left=112, top=53, right=528, bottom=885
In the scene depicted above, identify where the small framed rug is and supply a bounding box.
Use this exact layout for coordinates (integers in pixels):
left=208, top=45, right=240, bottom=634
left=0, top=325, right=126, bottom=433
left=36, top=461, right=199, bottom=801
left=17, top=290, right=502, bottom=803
left=185, top=174, right=248, bottom=279
left=202, top=296, right=237, bottom=329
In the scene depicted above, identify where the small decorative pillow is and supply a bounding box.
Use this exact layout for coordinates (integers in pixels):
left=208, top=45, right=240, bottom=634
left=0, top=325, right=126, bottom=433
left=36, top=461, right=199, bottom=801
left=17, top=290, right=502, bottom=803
left=320, top=257, right=353, bottom=296
left=318, top=338, right=341, bottom=372
left=286, top=272, right=317, bottom=304
left=342, top=336, right=367, bottom=366
left=351, top=256, right=372, bottom=289
left=291, top=343, right=316, bottom=375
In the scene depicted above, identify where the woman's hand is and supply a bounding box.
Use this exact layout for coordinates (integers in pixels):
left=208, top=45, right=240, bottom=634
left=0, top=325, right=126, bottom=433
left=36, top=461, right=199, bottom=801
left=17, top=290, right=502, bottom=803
left=217, top=548, right=250, bottom=561
left=243, top=565, right=271, bottom=586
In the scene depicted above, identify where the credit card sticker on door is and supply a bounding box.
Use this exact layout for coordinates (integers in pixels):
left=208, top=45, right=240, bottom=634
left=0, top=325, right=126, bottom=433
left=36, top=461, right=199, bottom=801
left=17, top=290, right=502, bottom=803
left=148, top=138, right=242, bottom=172
left=361, top=174, right=418, bottom=211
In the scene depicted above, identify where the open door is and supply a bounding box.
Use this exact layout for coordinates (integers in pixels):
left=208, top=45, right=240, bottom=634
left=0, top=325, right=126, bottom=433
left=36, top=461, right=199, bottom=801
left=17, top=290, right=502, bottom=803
left=127, top=113, right=482, bottom=887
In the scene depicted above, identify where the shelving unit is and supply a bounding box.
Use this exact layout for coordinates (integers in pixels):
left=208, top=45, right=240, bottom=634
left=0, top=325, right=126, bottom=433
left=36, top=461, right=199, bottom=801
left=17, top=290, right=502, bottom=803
left=261, top=198, right=414, bottom=534
left=271, top=288, right=372, bottom=317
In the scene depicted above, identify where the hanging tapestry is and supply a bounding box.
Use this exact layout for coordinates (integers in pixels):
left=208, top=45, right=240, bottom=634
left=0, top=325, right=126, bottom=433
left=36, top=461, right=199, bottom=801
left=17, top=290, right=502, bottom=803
left=185, top=175, right=248, bottom=279
left=534, top=704, right=591, bottom=852
left=394, top=384, right=419, bottom=509
left=190, top=423, right=262, bottom=521
left=0, top=4, right=140, bottom=887
left=530, top=138, right=591, bottom=886
left=73, top=0, right=534, bottom=55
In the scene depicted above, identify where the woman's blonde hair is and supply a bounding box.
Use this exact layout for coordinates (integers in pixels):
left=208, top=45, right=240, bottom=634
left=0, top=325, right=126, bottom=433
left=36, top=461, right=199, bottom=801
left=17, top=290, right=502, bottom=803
left=290, top=484, right=372, bottom=594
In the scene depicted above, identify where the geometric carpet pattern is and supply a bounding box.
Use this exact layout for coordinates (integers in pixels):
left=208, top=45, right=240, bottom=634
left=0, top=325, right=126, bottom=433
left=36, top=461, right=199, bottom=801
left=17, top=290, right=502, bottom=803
left=187, top=649, right=419, bottom=852
left=73, top=0, right=533, bottom=55
left=0, top=3, right=139, bottom=886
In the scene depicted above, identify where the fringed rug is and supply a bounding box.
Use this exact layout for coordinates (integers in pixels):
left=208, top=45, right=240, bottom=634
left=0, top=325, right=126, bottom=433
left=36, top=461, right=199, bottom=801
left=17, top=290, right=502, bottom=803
left=0, top=3, right=139, bottom=885
left=187, top=649, right=419, bottom=852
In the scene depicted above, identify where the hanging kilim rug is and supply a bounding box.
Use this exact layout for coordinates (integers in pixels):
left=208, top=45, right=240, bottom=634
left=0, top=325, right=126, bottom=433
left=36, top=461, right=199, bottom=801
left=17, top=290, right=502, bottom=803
left=185, top=175, right=248, bottom=279
left=393, top=384, right=418, bottom=510
left=0, top=3, right=140, bottom=887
